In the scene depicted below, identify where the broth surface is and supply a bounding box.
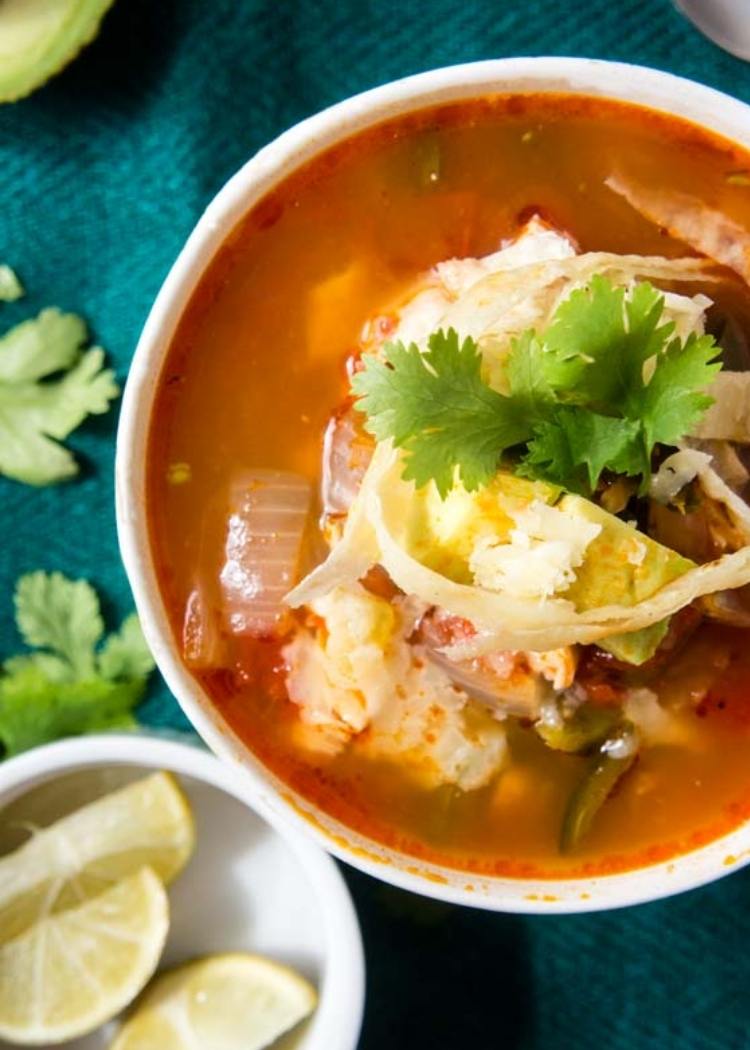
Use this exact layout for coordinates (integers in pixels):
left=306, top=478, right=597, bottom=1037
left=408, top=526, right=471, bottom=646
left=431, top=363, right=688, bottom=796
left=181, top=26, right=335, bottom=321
left=148, top=94, right=750, bottom=877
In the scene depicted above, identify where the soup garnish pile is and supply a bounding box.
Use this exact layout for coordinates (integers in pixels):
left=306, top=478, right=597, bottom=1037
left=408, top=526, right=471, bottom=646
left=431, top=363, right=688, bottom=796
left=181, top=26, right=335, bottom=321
left=149, top=95, right=750, bottom=877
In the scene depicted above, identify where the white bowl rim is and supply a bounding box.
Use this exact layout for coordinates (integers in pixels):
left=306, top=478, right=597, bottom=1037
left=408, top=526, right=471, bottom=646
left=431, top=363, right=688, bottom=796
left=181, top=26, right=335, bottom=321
left=116, top=56, right=750, bottom=914
left=0, top=733, right=365, bottom=1050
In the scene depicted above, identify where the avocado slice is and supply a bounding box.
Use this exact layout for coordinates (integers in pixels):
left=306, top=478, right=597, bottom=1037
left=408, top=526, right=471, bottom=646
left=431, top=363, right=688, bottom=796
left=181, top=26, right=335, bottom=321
left=560, top=495, right=694, bottom=665
left=597, top=619, right=670, bottom=665
left=0, top=0, right=115, bottom=104
left=401, top=470, right=692, bottom=665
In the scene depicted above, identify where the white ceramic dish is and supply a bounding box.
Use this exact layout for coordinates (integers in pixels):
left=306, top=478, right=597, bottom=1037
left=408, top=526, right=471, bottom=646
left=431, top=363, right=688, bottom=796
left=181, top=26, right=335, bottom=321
left=676, top=0, right=750, bottom=61
left=0, top=734, right=364, bottom=1050
left=116, top=57, right=750, bottom=913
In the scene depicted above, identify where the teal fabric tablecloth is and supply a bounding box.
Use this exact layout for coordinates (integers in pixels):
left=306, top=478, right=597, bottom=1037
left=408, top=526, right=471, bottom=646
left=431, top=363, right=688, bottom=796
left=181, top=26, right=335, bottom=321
left=2, top=2, right=750, bottom=1046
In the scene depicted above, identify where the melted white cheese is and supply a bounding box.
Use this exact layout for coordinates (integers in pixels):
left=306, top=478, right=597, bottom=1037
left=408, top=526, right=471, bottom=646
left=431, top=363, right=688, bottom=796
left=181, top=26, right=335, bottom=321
left=283, top=585, right=507, bottom=789
left=469, top=500, right=601, bottom=600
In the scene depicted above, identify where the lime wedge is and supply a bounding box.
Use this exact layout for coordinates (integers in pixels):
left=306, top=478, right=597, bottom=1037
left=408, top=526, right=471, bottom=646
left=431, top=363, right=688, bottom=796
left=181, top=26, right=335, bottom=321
left=0, top=866, right=168, bottom=1044
left=110, top=953, right=318, bottom=1050
left=0, top=771, right=194, bottom=944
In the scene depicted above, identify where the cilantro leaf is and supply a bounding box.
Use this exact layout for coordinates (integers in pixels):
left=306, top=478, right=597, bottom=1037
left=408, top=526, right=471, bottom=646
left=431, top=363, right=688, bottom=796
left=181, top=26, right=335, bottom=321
left=352, top=328, right=530, bottom=497
left=623, top=280, right=677, bottom=376
left=0, top=572, right=155, bottom=757
left=0, top=308, right=119, bottom=485
left=14, top=571, right=103, bottom=679
left=505, top=330, right=555, bottom=418
left=542, top=275, right=630, bottom=401
left=635, top=331, right=721, bottom=450
left=98, top=614, right=155, bottom=680
left=2, top=652, right=72, bottom=683
left=0, top=669, right=142, bottom=758
left=542, top=276, right=676, bottom=409
left=520, top=408, right=644, bottom=491
left=352, top=277, right=720, bottom=498
left=0, top=308, right=84, bottom=383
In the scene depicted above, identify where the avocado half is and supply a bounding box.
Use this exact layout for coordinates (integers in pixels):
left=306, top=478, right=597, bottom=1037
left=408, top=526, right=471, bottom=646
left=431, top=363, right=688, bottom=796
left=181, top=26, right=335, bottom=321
left=0, top=0, right=116, bottom=103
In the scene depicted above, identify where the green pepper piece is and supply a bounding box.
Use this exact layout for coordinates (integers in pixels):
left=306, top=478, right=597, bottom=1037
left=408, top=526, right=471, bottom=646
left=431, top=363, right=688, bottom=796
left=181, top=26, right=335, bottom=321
left=560, top=726, right=638, bottom=852
left=535, top=699, right=619, bottom=754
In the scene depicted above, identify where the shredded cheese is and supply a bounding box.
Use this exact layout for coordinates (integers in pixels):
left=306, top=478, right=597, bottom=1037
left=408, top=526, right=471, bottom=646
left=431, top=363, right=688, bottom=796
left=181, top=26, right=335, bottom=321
left=468, top=500, right=601, bottom=600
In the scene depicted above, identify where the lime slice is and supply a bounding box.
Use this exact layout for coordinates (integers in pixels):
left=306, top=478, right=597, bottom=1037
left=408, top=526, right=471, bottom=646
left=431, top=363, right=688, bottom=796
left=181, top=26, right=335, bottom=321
left=0, top=0, right=116, bottom=104
left=0, top=866, right=169, bottom=1044
left=0, top=771, right=194, bottom=944
left=110, top=953, right=318, bottom=1050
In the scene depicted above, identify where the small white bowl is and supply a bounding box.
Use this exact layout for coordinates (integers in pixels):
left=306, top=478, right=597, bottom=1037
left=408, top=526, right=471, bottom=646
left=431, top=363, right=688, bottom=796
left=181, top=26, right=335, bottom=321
left=117, top=57, right=750, bottom=913
left=0, top=734, right=364, bottom=1050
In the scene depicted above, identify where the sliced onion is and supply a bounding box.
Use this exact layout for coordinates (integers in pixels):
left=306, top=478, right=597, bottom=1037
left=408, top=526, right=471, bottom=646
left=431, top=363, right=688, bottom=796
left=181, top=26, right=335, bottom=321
left=695, top=455, right=750, bottom=542
left=182, top=582, right=227, bottom=670
left=650, top=449, right=711, bottom=504
left=423, top=645, right=546, bottom=718
left=219, top=469, right=311, bottom=637
left=321, top=406, right=374, bottom=517
left=683, top=438, right=750, bottom=491
left=418, top=611, right=547, bottom=718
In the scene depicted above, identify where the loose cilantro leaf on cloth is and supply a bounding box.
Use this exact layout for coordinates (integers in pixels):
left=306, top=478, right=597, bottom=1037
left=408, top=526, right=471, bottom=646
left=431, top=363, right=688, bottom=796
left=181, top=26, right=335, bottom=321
left=352, top=328, right=530, bottom=497
left=97, top=614, right=156, bottom=680
left=0, top=297, right=119, bottom=485
left=0, top=572, right=155, bottom=757
left=13, top=571, right=104, bottom=679
left=353, top=277, right=721, bottom=497
left=0, top=671, right=143, bottom=758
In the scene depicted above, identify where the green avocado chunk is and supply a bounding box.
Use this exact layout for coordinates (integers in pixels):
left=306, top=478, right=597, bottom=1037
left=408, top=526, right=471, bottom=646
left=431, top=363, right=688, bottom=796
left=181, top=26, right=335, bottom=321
left=597, top=619, right=670, bottom=665
left=559, top=494, right=694, bottom=665
left=0, top=0, right=116, bottom=104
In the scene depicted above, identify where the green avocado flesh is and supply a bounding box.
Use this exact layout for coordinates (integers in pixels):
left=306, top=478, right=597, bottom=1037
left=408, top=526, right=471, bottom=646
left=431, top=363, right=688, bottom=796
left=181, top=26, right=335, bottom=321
left=560, top=495, right=694, bottom=665
left=597, top=618, right=670, bottom=666
left=408, top=471, right=694, bottom=665
left=0, top=0, right=115, bottom=103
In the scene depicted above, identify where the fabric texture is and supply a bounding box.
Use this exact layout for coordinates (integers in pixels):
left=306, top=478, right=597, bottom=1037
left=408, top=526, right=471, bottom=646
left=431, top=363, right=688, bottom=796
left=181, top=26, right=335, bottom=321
left=1, top=1, right=750, bottom=1046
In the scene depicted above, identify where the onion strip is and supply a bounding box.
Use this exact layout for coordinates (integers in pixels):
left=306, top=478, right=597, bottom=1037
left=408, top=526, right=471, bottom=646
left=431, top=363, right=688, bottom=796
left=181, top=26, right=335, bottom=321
left=220, top=469, right=311, bottom=636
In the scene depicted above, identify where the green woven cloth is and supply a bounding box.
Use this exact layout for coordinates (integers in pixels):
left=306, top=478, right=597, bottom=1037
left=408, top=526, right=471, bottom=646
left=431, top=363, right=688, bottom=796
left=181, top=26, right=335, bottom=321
left=1, top=1, right=750, bottom=1046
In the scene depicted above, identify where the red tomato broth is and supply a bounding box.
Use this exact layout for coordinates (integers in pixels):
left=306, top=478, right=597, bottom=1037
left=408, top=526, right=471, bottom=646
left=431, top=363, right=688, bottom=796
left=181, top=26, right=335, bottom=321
left=147, top=93, right=750, bottom=878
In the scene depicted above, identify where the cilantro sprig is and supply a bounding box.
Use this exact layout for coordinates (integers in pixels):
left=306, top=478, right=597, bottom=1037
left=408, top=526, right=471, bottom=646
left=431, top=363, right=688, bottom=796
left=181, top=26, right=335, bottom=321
left=352, top=328, right=529, bottom=496
left=0, top=572, right=154, bottom=757
left=352, top=276, right=721, bottom=497
left=0, top=265, right=118, bottom=486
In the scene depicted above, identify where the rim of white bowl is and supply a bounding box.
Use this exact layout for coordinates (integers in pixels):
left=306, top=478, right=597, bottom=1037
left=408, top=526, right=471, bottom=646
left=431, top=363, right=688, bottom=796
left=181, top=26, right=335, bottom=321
left=116, top=57, right=750, bottom=913
left=0, top=734, right=365, bottom=1050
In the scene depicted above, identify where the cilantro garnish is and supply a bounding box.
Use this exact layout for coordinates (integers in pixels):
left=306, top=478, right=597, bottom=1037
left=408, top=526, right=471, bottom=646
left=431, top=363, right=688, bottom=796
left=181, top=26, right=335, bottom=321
left=353, top=329, right=529, bottom=497
left=352, top=276, right=721, bottom=496
left=0, top=572, right=154, bottom=757
left=0, top=276, right=118, bottom=485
